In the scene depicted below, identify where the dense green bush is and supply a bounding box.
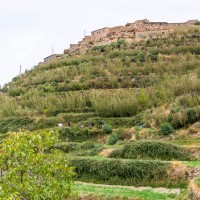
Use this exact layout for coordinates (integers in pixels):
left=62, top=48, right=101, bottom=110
left=0, top=117, right=33, bottom=133
left=109, top=140, right=191, bottom=161
left=159, top=122, right=174, bottom=135
left=59, top=127, right=99, bottom=142
left=75, top=142, right=103, bottom=156
left=108, top=133, right=119, bottom=145
left=103, top=124, right=113, bottom=134
left=133, top=112, right=144, bottom=126
left=0, top=116, right=66, bottom=133
left=29, top=117, right=60, bottom=130
left=69, top=157, right=187, bottom=187
left=61, top=113, right=96, bottom=123
left=167, top=107, right=199, bottom=129
left=167, top=111, right=186, bottom=129
left=53, top=142, right=78, bottom=153
left=186, top=108, right=199, bottom=124
left=8, top=87, right=24, bottom=97
left=53, top=141, right=103, bottom=156
left=79, top=141, right=98, bottom=149
left=87, top=117, right=134, bottom=128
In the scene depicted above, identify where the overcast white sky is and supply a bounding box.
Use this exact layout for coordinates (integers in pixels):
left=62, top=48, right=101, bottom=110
left=0, top=0, right=199, bottom=86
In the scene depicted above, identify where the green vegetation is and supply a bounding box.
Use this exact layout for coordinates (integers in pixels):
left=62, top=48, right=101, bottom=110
left=0, top=117, right=33, bottom=133
left=108, top=133, right=119, bottom=145
left=73, top=183, right=179, bottom=200
left=195, top=21, right=200, bottom=25
left=0, top=26, right=200, bottom=198
left=103, top=124, right=113, bottom=134
left=0, top=130, right=75, bottom=199
left=109, top=140, right=191, bottom=161
left=1, top=27, right=199, bottom=122
left=59, top=126, right=100, bottom=142
left=70, top=157, right=188, bottom=187
left=159, top=122, right=174, bottom=135
left=53, top=141, right=103, bottom=156
left=182, top=161, right=200, bottom=167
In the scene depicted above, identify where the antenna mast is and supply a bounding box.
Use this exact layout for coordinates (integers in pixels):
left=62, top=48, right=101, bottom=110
left=52, top=46, right=54, bottom=55
left=19, top=65, right=22, bottom=76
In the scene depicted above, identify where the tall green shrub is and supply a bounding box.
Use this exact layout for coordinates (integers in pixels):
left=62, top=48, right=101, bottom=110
left=159, top=122, right=174, bottom=135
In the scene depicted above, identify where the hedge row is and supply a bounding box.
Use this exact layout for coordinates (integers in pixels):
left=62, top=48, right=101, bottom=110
left=0, top=117, right=61, bottom=133
left=69, top=158, right=188, bottom=187
left=58, top=114, right=134, bottom=128
left=59, top=127, right=100, bottom=142
left=85, top=117, right=134, bottom=128
left=0, top=115, right=134, bottom=134
left=0, top=117, right=33, bottom=133
left=109, top=140, right=192, bottom=161
left=60, top=113, right=97, bottom=123
left=53, top=141, right=103, bottom=156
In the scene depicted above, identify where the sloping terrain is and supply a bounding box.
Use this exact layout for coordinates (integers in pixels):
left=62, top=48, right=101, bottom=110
left=0, top=26, right=200, bottom=199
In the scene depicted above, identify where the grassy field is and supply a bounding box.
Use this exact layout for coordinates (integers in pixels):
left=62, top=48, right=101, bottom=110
left=73, top=182, right=180, bottom=200
left=182, top=161, right=200, bottom=167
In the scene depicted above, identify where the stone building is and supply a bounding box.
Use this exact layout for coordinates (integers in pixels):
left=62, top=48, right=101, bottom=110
left=44, top=54, right=62, bottom=63
left=63, top=19, right=198, bottom=55
left=69, top=44, right=80, bottom=54
left=91, top=27, right=110, bottom=41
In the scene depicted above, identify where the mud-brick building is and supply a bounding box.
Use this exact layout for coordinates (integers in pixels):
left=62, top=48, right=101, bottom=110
left=63, top=18, right=198, bottom=56
left=91, top=27, right=110, bottom=41
left=44, top=54, right=62, bottom=63
left=69, top=44, right=80, bottom=54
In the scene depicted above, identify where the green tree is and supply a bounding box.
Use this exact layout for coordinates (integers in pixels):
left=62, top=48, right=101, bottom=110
left=0, top=130, right=75, bottom=199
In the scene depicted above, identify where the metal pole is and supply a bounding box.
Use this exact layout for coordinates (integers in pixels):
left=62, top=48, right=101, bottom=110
left=52, top=46, right=54, bottom=55
left=20, top=65, right=22, bottom=76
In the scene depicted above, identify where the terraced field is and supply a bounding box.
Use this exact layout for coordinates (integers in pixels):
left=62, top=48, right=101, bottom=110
left=0, top=26, right=200, bottom=199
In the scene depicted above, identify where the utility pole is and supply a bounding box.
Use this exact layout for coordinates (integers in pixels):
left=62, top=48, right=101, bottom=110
left=84, top=30, right=86, bottom=37
left=19, top=65, right=22, bottom=76
left=52, top=46, right=54, bottom=55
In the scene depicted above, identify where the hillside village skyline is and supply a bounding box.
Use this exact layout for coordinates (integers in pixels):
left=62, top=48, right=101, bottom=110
left=43, top=18, right=198, bottom=64
left=0, top=0, right=199, bottom=86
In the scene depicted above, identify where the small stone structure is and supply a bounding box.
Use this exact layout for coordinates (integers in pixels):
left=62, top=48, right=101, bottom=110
left=43, top=54, right=62, bottom=63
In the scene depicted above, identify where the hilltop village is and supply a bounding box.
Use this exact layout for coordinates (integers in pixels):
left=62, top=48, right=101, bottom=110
left=43, top=19, right=198, bottom=63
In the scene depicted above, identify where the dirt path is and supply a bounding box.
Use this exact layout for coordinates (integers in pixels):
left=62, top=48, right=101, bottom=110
left=75, top=181, right=181, bottom=195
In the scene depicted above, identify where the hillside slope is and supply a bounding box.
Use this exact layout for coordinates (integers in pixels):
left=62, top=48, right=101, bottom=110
left=0, top=26, right=200, bottom=199
left=1, top=26, right=200, bottom=130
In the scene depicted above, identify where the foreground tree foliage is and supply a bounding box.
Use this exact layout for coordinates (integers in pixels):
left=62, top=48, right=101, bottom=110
left=0, top=130, right=75, bottom=199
